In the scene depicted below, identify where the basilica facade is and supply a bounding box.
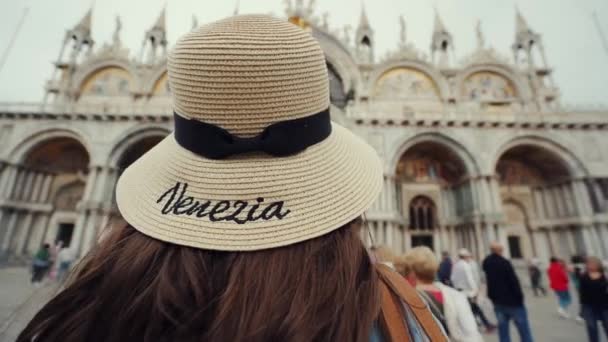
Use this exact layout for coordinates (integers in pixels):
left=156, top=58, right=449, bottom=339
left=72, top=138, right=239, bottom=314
left=0, top=1, right=607, bottom=264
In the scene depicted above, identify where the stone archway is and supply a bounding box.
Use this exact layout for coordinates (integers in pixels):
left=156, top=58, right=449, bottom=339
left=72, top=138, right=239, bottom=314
left=0, top=137, right=90, bottom=259
left=102, top=133, right=167, bottom=228
left=395, top=139, right=474, bottom=255
left=494, top=143, right=597, bottom=261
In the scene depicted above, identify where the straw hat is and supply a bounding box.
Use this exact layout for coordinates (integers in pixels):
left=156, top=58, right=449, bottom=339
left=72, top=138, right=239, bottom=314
left=458, top=248, right=472, bottom=257
left=116, top=15, right=383, bottom=251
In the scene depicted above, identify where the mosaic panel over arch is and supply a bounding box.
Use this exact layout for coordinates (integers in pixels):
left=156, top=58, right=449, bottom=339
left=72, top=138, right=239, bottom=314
left=496, top=144, right=572, bottom=185
left=80, top=67, right=132, bottom=97
left=396, top=142, right=467, bottom=184
left=463, top=71, right=516, bottom=102
left=152, top=72, right=171, bottom=96
left=373, top=67, right=440, bottom=100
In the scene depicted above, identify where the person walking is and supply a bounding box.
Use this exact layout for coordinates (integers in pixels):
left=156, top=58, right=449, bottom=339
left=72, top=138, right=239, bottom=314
left=17, top=15, right=446, bottom=342
left=56, top=247, right=75, bottom=283
left=548, top=257, right=572, bottom=318
left=579, top=256, right=608, bottom=342
left=437, top=251, right=452, bottom=285
left=31, top=243, right=50, bottom=287
left=482, top=242, right=534, bottom=342
left=528, top=258, right=546, bottom=296
left=451, top=248, right=496, bottom=333
left=404, top=246, right=484, bottom=342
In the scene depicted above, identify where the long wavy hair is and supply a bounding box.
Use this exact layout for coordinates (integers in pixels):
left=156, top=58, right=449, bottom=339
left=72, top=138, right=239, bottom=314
left=18, top=218, right=380, bottom=342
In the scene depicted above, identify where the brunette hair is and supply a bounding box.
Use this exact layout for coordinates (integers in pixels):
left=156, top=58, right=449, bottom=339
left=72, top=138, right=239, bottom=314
left=18, top=218, right=379, bottom=342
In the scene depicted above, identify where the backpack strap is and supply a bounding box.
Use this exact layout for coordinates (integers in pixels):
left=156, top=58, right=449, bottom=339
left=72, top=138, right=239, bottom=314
left=379, top=279, right=410, bottom=341
left=377, top=264, right=447, bottom=342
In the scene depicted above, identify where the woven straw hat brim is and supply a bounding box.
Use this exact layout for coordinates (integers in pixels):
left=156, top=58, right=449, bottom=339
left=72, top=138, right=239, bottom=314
left=116, top=122, right=383, bottom=251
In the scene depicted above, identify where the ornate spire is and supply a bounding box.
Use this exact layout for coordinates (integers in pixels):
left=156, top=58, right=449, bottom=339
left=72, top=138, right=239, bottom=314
left=430, top=8, right=453, bottom=67
left=358, top=3, right=370, bottom=30
left=515, top=7, right=530, bottom=34
left=141, top=5, right=168, bottom=64
left=153, top=5, right=166, bottom=31
left=433, top=8, right=447, bottom=34
left=76, top=7, right=93, bottom=34
left=64, top=6, right=95, bottom=62
left=354, top=2, right=374, bottom=63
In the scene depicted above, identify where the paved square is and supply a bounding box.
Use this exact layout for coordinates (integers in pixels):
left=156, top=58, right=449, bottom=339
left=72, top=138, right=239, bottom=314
left=0, top=266, right=603, bottom=341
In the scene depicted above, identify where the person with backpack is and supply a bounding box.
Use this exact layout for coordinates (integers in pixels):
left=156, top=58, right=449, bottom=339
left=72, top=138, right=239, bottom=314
left=18, top=15, right=446, bottom=342
left=403, top=246, right=483, bottom=342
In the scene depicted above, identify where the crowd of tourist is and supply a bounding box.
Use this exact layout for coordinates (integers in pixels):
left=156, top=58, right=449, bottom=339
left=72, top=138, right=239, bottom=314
left=375, top=244, right=608, bottom=342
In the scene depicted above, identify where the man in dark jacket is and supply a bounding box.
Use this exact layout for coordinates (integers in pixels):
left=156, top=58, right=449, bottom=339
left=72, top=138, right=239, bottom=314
left=482, top=242, right=533, bottom=342
left=437, top=251, right=452, bottom=285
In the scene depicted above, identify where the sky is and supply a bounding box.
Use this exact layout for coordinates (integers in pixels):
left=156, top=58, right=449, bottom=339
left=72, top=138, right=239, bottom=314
left=0, top=0, right=607, bottom=105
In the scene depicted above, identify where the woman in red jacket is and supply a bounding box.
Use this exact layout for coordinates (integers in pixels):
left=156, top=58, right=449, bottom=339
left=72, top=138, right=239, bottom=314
left=548, top=257, right=572, bottom=318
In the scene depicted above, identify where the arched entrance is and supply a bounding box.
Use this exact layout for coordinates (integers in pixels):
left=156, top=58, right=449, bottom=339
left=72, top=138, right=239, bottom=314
left=0, top=137, right=90, bottom=258
left=408, top=196, right=437, bottom=250
left=395, top=140, right=473, bottom=255
left=104, top=134, right=166, bottom=226
left=495, top=143, right=597, bottom=261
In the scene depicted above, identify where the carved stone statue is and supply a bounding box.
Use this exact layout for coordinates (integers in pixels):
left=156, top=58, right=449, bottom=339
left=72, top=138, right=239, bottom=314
left=399, top=15, right=407, bottom=47
left=113, top=16, right=122, bottom=46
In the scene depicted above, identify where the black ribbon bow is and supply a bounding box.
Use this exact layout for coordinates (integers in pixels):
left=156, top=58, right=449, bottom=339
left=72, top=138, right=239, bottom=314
left=173, top=108, right=332, bottom=160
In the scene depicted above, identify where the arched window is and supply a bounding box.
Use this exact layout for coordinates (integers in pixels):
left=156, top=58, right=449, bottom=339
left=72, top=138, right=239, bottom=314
left=409, top=196, right=436, bottom=230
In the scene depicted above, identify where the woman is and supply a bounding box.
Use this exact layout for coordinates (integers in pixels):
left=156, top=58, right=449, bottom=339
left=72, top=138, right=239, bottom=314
left=403, top=246, right=483, bottom=342
left=31, top=243, right=50, bottom=286
left=18, top=15, right=445, bottom=342
left=579, top=256, right=608, bottom=342
left=548, top=257, right=572, bottom=318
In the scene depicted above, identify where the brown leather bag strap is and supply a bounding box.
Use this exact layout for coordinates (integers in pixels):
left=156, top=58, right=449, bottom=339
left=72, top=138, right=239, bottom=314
left=379, top=279, right=410, bottom=341
left=377, top=264, right=447, bottom=342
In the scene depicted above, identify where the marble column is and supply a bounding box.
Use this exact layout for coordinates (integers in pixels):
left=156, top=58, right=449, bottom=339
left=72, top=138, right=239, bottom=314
left=0, top=210, right=19, bottom=255
left=489, top=176, right=503, bottom=214
left=38, top=174, right=54, bottom=202
left=385, top=221, right=394, bottom=250
left=596, top=223, right=608, bottom=258
left=552, top=186, right=565, bottom=218
left=474, top=221, right=484, bottom=260
left=9, top=167, right=25, bottom=200
left=532, top=229, right=551, bottom=263
left=15, top=212, right=34, bottom=255
left=580, top=225, right=597, bottom=256
left=19, top=170, right=35, bottom=202
left=542, top=188, right=556, bottom=219
left=26, top=214, right=50, bottom=254
left=29, top=172, right=43, bottom=203
left=547, top=228, right=558, bottom=256
left=0, top=165, right=17, bottom=198
left=591, top=180, right=606, bottom=212
left=572, top=179, right=593, bottom=216
left=532, top=188, right=545, bottom=220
